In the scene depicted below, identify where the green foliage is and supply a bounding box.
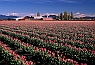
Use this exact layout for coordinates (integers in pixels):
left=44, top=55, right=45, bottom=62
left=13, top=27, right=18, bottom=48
left=59, top=12, right=63, bottom=20
left=71, top=12, right=74, bottom=19
left=64, top=11, right=68, bottom=20
left=37, top=12, right=40, bottom=16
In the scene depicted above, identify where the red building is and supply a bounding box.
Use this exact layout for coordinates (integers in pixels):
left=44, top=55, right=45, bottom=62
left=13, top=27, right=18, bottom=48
left=42, top=18, right=53, bottom=20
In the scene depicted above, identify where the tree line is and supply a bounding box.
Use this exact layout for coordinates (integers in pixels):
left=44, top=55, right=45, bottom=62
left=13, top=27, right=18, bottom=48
left=37, top=11, right=74, bottom=20
left=58, top=11, right=74, bottom=20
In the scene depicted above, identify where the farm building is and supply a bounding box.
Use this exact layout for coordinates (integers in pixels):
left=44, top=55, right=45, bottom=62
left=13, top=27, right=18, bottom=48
left=42, top=18, right=53, bottom=20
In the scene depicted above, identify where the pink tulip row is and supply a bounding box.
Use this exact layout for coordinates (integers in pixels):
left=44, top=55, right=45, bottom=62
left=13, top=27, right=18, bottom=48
left=0, top=29, right=94, bottom=65
left=3, top=29, right=94, bottom=57
left=1, top=26, right=94, bottom=52
left=0, top=32, right=88, bottom=65
left=0, top=22, right=94, bottom=48
left=0, top=21, right=95, bottom=65
left=0, top=33, right=79, bottom=65
left=0, top=41, right=33, bottom=65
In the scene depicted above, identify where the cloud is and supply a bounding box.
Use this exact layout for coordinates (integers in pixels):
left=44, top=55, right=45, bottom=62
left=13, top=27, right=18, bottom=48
left=58, top=0, right=78, bottom=3
left=5, top=12, right=32, bottom=16
left=0, top=0, right=95, bottom=3
left=1, top=0, right=94, bottom=4
left=6, top=13, right=20, bottom=16
left=35, top=1, right=52, bottom=3
left=74, top=12, right=84, bottom=17
left=57, top=0, right=95, bottom=3
left=76, top=12, right=80, bottom=15
left=74, top=12, right=95, bottom=18
left=0, top=0, right=76, bottom=3
left=0, top=0, right=32, bottom=2
left=0, top=0, right=53, bottom=3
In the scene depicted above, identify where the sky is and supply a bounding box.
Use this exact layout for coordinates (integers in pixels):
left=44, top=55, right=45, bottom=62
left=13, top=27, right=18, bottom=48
left=0, top=0, right=95, bottom=17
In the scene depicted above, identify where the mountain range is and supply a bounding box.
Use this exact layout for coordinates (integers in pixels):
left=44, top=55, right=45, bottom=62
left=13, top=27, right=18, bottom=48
left=0, top=15, right=18, bottom=20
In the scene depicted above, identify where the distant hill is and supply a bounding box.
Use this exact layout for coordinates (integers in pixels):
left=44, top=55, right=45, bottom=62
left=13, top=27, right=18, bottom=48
left=0, top=15, right=18, bottom=20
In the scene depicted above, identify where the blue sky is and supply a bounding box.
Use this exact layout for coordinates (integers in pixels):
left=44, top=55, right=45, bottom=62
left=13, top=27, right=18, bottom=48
left=0, top=0, right=95, bottom=17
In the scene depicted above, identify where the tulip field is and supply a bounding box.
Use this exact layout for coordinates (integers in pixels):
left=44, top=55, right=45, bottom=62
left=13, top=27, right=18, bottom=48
left=0, top=21, right=95, bottom=65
